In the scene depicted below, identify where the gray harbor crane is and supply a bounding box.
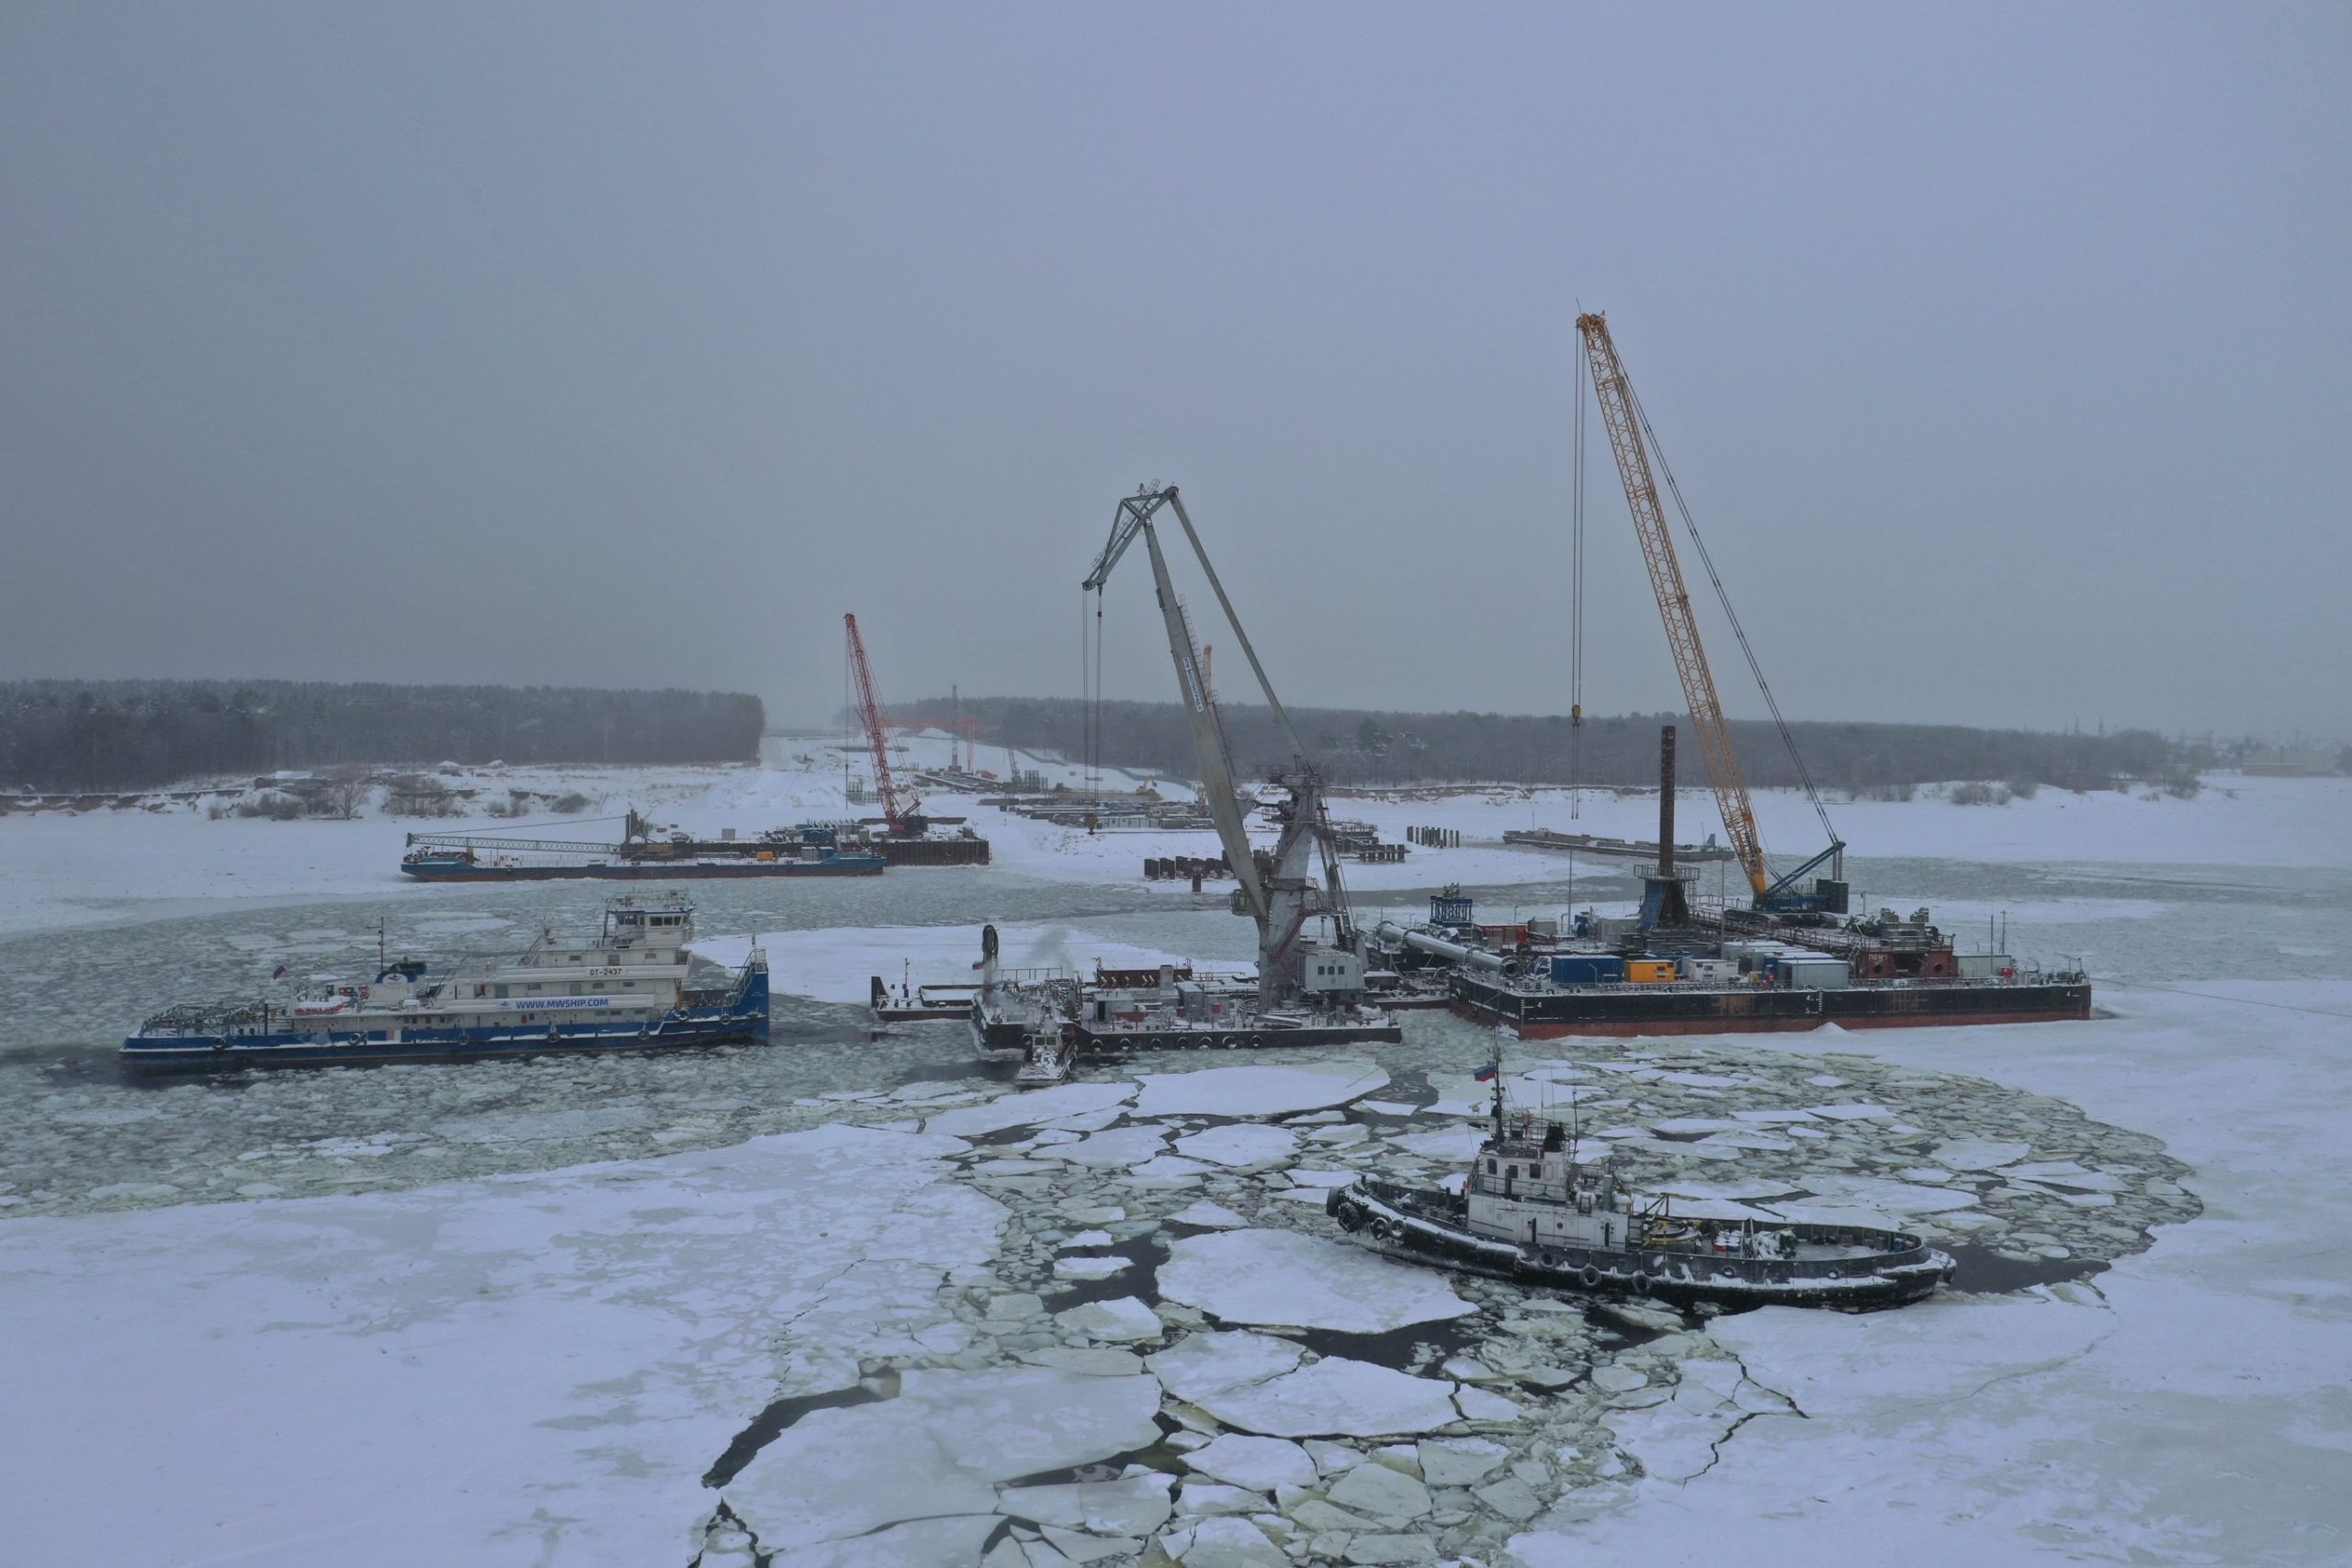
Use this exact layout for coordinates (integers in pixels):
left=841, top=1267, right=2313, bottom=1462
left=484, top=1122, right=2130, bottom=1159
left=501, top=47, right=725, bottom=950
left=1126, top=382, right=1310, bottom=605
left=1082, top=484, right=1368, bottom=1010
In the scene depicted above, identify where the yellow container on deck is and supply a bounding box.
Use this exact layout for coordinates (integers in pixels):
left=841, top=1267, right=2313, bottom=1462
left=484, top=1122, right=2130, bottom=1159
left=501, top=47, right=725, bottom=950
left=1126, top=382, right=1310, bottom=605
left=1625, top=959, right=1678, bottom=984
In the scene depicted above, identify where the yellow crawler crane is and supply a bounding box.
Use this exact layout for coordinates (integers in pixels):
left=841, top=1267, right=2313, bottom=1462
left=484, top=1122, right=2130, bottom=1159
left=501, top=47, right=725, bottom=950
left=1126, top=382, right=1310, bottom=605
left=1574, top=311, right=1845, bottom=913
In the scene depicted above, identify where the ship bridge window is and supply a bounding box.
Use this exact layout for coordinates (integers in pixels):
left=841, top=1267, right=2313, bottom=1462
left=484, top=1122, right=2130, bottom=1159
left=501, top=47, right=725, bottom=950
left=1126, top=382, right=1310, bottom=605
left=1487, top=1158, right=1498, bottom=1174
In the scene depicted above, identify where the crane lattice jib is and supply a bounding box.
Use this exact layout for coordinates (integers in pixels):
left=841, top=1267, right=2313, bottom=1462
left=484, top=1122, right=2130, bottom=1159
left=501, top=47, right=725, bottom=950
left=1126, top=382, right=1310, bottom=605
left=1576, top=313, right=1770, bottom=898
left=843, top=612, right=913, bottom=834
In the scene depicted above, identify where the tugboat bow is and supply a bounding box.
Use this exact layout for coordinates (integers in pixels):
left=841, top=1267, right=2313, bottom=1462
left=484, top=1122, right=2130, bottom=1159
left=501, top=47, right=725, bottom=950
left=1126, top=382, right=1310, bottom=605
left=1326, top=1044, right=1954, bottom=1311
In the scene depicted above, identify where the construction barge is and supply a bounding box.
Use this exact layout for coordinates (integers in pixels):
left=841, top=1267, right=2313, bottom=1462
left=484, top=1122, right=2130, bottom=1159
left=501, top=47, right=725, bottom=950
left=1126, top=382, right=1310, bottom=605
left=971, top=966, right=1402, bottom=1054
left=1374, top=720, right=2094, bottom=1040
left=1445, top=965, right=2092, bottom=1038
left=1501, top=827, right=1738, bottom=863
left=401, top=811, right=985, bottom=881
left=1370, top=312, right=2086, bottom=1041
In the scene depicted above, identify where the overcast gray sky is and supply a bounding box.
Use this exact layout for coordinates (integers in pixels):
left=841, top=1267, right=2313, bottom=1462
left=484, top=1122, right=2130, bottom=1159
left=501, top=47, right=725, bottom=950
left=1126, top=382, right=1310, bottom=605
left=3, top=5, right=2345, bottom=739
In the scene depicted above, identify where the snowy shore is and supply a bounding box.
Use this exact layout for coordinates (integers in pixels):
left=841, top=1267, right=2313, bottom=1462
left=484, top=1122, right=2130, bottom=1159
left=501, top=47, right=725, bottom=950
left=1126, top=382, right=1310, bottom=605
left=3, top=732, right=2342, bottom=942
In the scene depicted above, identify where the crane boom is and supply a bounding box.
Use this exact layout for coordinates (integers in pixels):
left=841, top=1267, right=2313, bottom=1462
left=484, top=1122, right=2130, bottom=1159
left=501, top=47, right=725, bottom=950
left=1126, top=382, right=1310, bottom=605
left=843, top=612, right=917, bottom=834
left=1575, top=312, right=1771, bottom=899
left=1089, top=490, right=1268, bottom=921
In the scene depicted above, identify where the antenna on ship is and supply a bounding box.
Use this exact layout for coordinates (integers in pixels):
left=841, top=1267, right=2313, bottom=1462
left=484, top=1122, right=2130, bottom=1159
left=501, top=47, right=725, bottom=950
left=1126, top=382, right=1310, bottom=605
left=1485, top=1037, right=1505, bottom=1142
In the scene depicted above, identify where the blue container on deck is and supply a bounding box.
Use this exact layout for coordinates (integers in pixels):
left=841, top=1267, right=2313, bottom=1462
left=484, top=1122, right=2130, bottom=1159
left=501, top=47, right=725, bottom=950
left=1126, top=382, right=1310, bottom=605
left=1550, top=954, right=1626, bottom=986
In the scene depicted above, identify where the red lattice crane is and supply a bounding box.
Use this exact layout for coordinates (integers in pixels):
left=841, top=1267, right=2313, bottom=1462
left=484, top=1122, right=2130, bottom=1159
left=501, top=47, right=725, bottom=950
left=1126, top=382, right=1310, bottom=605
left=844, top=613, right=919, bottom=834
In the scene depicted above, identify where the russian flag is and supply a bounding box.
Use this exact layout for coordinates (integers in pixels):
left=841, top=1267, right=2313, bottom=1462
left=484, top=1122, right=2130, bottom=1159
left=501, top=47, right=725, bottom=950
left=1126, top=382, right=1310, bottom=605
left=1473, top=1064, right=1498, bottom=1082
left=271, top=964, right=288, bottom=979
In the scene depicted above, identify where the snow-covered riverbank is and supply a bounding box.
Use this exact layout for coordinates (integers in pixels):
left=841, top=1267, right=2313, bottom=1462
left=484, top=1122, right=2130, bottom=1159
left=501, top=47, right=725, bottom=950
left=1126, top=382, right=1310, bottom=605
left=5, top=735, right=2342, bottom=942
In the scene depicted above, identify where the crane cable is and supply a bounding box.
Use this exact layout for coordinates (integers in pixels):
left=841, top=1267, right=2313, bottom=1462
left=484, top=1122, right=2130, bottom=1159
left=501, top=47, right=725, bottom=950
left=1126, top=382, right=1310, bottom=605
left=1620, top=377, right=1838, bottom=851
left=1569, top=328, right=1589, bottom=820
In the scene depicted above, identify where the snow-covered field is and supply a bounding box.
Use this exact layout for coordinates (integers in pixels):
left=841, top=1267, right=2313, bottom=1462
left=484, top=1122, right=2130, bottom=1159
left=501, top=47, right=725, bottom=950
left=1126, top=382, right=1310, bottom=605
left=5, top=730, right=2343, bottom=941
left=1, top=741, right=2347, bottom=1565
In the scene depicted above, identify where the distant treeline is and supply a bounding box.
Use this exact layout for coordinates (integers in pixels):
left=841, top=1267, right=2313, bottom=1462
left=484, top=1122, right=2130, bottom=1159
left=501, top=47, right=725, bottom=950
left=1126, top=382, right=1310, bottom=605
left=921, top=696, right=2236, bottom=794
left=1, top=680, right=764, bottom=793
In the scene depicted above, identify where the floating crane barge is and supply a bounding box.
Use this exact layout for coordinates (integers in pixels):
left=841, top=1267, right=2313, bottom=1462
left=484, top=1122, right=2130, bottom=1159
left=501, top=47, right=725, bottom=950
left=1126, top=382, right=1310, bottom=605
left=1388, top=311, right=2092, bottom=1039
left=969, top=485, right=1401, bottom=1056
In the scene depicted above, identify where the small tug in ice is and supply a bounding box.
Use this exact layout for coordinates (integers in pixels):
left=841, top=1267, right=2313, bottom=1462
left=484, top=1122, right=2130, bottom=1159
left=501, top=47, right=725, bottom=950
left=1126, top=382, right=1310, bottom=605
left=1326, top=1056, right=1954, bottom=1311
left=122, top=896, right=767, bottom=1070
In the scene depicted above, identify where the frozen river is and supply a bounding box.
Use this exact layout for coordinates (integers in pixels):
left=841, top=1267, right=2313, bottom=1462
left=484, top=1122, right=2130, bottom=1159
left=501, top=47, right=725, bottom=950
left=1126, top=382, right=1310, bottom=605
left=2, top=775, right=2348, bottom=1566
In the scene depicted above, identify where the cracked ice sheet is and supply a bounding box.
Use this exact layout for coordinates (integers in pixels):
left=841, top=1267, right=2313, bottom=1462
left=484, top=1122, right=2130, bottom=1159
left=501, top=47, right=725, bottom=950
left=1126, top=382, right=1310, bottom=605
left=923, top=1079, right=1137, bottom=1137
left=1131, top=1062, right=1390, bottom=1118
left=1149, top=1328, right=1463, bottom=1439
left=1522, top=984, right=2352, bottom=1567
left=1172, top=1122, right=1300, bottom=1168
left=724, top=1365, right=1163, bottom=1547
left=0, top=1124, right=1001, bottom=1568
left=1159, top=1228, right=1474, bottom=1334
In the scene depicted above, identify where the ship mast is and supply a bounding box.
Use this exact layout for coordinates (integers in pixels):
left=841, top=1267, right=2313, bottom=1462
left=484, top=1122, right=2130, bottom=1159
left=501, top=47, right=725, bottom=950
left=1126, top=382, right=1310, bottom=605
left=1487, top=1039, right=1505, bottom=1143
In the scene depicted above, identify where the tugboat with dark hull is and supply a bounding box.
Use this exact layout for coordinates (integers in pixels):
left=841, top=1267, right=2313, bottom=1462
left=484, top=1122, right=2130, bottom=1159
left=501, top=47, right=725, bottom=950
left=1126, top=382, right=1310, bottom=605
left=1325, top=1057, right=1953, bottom=1311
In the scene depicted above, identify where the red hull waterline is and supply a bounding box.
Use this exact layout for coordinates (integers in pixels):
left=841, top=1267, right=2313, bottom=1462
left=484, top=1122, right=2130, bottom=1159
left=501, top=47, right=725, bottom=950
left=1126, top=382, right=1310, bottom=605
left=1453, top=1003, right=2095, bottom=1039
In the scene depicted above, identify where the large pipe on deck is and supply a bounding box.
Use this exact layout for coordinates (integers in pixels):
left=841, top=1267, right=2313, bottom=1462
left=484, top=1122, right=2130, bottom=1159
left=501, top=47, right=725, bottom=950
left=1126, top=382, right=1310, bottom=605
left=1376, top=920, right=1509, bottom=973
left=1659, top=725, right=1677, bottom=878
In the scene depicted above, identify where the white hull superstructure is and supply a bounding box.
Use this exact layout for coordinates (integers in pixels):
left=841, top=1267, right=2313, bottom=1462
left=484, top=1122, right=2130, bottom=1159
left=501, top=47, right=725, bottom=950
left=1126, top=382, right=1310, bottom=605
left=125, top=897, right=769, bottom=1069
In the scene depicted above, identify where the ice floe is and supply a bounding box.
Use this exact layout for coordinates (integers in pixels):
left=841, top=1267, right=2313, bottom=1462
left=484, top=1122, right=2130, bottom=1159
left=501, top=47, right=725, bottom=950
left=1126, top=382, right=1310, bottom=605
left=0, top=1124, right=1001, bottom=1566
left=1172, top=1122, right=1301, bottom=1168
left=1056, top=1296, right=1167, bottom=1343
left=1148, top=1330, right=1304, bottom=1404
left=1193, top=1355, right=1464, bottom=1438
left=1133, top=1063, right=1390, bottom=1118
left=1390, top=1126, right=1487, bottom=1162
left=1931, top=1137, right=2034, bottom=1170
left=1182, top=1432, right=1319, bottom=1491
left=924, top=1081, right=1137, bottom=1137
left=1159, top=1229, right=1474, bottom=1333
left=767, top=1513, right=1000, bottom=1566
left=999, top=1472, right=1174, bottom=1536
left=726, top=1365, right=1163, bottom=1546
